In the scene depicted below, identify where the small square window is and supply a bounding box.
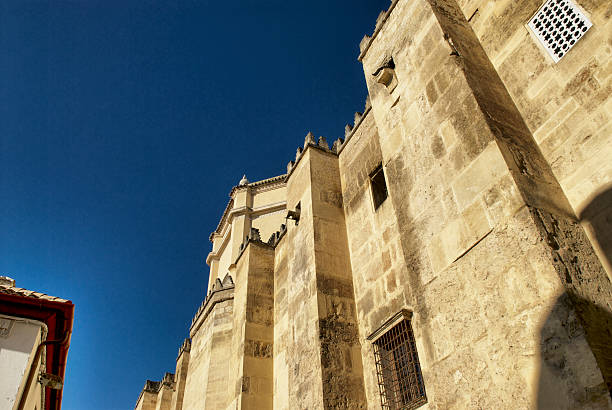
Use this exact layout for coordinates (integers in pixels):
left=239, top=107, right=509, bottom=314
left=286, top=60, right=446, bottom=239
left=370, top=164, right=388, bottom=210
left=369, top=310, right=427, bottom=410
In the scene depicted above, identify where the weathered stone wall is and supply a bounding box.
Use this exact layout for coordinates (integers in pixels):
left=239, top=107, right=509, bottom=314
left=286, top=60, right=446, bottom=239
left=274, top=145, right=367, bottom=409
left=155, top=382, right=174, bottom=410
left=354, top=0, right=611, bottom=407
left=273, top=148, right=325, bottom=410
left=338, top=109, right=414, bottom=406
left=135, top=389, right=157, bottom=410
left=455, top=0, right=611, bottom=210
left=309, top=147, right=367, bottom=409
left=133, top=0, right=612, bottom=408
left=453, top=0, right=612, bottom=277
left=170, top=341, right=190, bottom=410
left=228, top=241, right=275, bottom=410
left=418, top=0, right=612, bottom=390
left=183, top=296, right=233, bottom=410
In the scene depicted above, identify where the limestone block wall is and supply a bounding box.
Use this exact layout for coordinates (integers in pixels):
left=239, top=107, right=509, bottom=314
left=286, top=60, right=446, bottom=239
left=338, top=109, right=415, bottom=405
left=454, top=0, right=612, bottom=218
left=423, top=0, right=612, bottom=392
left=273, top=148, right=325, bottom=410
left=135, top=387, right=157, bottom=410
left=183, top=292, right=233, bottom=410
left=452, top=0, right=612, bottom=279
left=308, top=147, right=367, bottom=409
left=170, top=340, right=190, bottom=410
left=228, top=241, right=275, bottom=410
left=354, top=0, right=611, bottom=407
left=155, top=380, right=174, bottom=410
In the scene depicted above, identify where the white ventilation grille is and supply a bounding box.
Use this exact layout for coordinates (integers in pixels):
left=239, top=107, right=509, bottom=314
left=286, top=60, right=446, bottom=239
left=528, top=0, right=592, bottom=63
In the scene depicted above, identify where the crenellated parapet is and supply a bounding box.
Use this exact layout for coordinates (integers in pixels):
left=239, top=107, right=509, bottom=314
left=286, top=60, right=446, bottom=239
left=143, top=380, right=161, bottom=393
left=177, top=338, right=191, bottom=359
left=358, top=0, right=400, bottom=61
left=286, top=95, right=372, bottom=177
left=286, top=131, right=345, bottom=178
left=190, top=272, right=235, bottom=334
left=134, top=374, right=176, bottom=410
left=337, top=95, right=372, bottom=155
left=266, top=223, right=287, bottom=247
left=162, top=372, right=175, bottom=388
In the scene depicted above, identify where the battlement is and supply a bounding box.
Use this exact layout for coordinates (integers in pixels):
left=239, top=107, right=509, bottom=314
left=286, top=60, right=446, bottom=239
left=176, top=338, right=191, bottom=360
left=338, top=95, right=372, bottom=156
left=189, top=272, right=234, bottom=336
left=358, top=0, right=399, bottom=61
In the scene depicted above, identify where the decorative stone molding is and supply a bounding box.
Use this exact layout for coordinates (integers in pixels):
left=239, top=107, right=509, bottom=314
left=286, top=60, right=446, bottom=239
left=162, top=372, right=175, bottom=388
left=144, top=380, right=161, bottom=393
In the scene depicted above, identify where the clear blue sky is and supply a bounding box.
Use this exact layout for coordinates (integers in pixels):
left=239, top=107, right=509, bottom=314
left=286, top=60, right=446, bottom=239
left=0, top=1, right=386, bottom=408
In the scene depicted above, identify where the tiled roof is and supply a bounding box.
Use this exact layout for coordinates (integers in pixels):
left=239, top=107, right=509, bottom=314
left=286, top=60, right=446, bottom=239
left=0, top=284, right=71, bottom=304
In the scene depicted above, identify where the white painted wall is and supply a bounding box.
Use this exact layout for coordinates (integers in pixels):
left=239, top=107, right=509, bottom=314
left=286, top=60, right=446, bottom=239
left=0, top=315, right=45, bottom=410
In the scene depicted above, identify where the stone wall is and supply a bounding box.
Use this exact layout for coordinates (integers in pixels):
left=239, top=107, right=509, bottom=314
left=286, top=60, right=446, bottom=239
left=354, top=0, right=611, bottom=407
left=338, top=109, right=413, bottom=406
left=455, top=0, right=612, bottom=214
left=133, top=0, right=612, bottom=408
left=453, top=0, right=612, bottom=279
left=273, top=148, right=325, bottom=410
left=135, top=385, right=157, bottom=410
left=308, top=147, right=367, bottom=409
left=170, top=340, right=190, bottom=410
left=182, top=292, right=233, bottom=410
left=228, top=241, right=275, bottom=410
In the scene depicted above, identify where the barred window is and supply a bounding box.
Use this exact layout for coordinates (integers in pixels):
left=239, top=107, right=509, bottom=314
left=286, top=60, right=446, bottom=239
left=368, top=310, right=426, bottom=410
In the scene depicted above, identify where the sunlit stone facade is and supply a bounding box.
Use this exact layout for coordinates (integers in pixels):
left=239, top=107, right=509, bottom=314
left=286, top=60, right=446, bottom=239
left=135, top=0, right=612, bottom=408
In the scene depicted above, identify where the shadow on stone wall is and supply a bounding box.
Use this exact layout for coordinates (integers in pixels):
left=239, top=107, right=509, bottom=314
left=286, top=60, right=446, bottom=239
left=579, top=183, right=612, bottom=276
left=537, top=293, right=612, bottom=409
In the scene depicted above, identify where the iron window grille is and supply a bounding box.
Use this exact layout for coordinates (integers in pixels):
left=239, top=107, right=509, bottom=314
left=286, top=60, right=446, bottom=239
left=368, top=310, right=427, bottom=410
left=527, top=0, right=592, bottom=63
